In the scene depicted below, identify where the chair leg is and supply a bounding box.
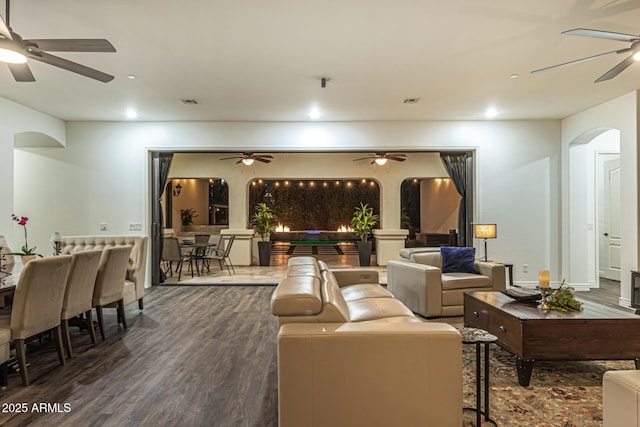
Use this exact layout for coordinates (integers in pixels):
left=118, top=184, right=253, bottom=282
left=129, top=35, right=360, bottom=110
left=226, top=257, right=235, bottom=275
left=0, top=362, right=7, bottom=389
left=118, top=299, right=128, bottom=330
left=138, top=298, right=144, bottom=310
left=15, top=338, right=29, bottom=386
left=177, top=260, right=183, bottom=281
left=61, top=318, right=73, bottom=359
left=53, top=325, right=66, bottom=366
left=95, top=306, right=106, bottom=341
left=85, top=309, right=97, bottom=344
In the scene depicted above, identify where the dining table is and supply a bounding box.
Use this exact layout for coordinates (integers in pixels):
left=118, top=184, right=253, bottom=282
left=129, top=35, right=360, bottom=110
left=179, top=242, right=216, bottom=276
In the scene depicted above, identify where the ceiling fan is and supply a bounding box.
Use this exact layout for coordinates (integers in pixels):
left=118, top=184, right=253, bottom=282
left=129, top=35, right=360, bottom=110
left=219, top=153, right=274, bottom=165
left=531, top=28, right=640, bottom=83
left=0, top=0, right=116, bottom=82
left=353, top=152, right=407, bottom=165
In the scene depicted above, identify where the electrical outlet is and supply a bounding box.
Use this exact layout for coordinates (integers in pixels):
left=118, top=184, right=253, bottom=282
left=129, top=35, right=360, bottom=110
left=522, top=264, right=528, bottom=273
left=100, top=223, right=108, bottom=231
left=129, top=223, right=142, bottom=231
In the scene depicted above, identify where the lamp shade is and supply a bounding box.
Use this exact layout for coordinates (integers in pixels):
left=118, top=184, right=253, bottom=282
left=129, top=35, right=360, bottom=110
left=474, top=224, right=497, bottom=239
left=50, top=232, right=61, bottom=243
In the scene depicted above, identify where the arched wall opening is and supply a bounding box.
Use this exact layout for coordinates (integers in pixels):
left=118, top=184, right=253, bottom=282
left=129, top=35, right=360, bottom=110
left=568, top=128, right=620, bottom=289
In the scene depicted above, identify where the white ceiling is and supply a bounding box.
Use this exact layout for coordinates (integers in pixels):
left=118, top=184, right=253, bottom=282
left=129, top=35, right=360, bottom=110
left=1, top=0, right=640, bottom=122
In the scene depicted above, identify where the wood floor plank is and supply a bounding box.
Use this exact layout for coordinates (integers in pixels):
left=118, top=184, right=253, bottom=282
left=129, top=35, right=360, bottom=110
left=0, top=285, right=278, bottom=427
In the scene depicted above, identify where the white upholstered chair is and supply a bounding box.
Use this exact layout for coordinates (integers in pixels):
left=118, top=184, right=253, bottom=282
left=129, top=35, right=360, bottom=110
left=93, top=246, right=131, bottom=341
left=61, top=250, right=102, bottom=357
left=0, top=256, right=72, bottom=385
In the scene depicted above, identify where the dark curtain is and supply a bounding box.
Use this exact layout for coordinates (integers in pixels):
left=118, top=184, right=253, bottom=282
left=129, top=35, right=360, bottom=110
left=440, top=151, right=470, bottom=246
left=157, top=153, right=173, bottom=283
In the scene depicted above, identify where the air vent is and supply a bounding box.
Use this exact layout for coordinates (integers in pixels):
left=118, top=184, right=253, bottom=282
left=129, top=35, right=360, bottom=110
left=403, top=98, right=421, bottom=104
left=180, top=99, right=199, bottom=105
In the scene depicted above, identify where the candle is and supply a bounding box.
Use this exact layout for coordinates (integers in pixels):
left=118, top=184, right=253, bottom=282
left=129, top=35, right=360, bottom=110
left=539, top=270, right=550, bottom=289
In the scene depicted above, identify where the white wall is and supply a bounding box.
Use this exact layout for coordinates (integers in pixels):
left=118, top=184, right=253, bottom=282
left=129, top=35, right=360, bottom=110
left=562, top=91, right=638, bottom=306
left=0, top=97, right=65, bottom=254
left=10, top=119, right=561, bottom=284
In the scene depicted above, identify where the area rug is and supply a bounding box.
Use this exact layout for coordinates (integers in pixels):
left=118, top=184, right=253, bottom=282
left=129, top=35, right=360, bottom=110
left=441, top=317, right=636, bottom=427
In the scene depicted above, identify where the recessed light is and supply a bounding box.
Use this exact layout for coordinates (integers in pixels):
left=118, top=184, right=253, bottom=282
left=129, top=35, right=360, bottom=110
left=181, top=99, right=199, bottom=105
left=403, top=98, right=421, bottom=104
left=309, top=107, right=321, bottom=119
left=126, top=109, right=138, bottom=119
left=509, top=74, right=519, bottom=79
left=634, top=52, right=640, bottom=61
left=484, top=107, right=498, bottom=118
left=127, top=74, right=136, bottom=79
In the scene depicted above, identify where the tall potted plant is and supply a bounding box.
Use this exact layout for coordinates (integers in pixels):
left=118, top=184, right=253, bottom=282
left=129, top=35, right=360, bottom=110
left=251, top=202, right=277, bottom=266
left=351, top=203, right=379, bottom=266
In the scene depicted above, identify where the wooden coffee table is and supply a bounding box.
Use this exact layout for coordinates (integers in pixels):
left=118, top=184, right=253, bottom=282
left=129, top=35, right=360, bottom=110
left=464, top=291, right=640, bottom=386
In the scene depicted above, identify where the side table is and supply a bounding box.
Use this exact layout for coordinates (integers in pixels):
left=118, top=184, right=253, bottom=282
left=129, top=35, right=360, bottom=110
left=460, top=327, right=498, bottom=426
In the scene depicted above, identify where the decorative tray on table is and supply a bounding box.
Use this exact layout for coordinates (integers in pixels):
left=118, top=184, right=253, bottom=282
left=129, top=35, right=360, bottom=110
left=501, top=287, right=542, bottom=302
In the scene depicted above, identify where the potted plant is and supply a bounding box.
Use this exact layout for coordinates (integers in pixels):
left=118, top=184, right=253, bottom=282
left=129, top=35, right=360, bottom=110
left=180, top=208, right=198, bottom=230
left=251, top=202, right=277, bottom=266
left=10, top=214, right=41, bottom=263
left=351, top=203, right=379, bottom=266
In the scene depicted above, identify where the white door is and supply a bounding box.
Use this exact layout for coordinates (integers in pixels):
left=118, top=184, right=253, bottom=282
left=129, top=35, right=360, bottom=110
left=599, top=156, right=621, bottom=281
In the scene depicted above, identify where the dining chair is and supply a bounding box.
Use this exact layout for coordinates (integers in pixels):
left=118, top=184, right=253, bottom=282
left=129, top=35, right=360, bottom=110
left=61, top=250, right=102, bottom=358
left=0, top=256, right=72, bottom=386
left=162, top=237, right=191, bottom=280
left=93, top=246, right=131, bottom=341
left=203, top=235, right=236, bottom=276
left=195, top=234, right=211, bottom=244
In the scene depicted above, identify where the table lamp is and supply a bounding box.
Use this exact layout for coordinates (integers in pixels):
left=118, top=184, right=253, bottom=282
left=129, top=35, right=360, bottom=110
left=50, top=232, right=62, bottom=256
left=474, top=224, right=497, bottom=262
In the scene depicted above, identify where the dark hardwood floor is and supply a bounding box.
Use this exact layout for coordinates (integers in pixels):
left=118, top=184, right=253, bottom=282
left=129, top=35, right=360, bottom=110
left=578, top=278, right=632, bottom=311
left=0, top=286, right=279, bottom=427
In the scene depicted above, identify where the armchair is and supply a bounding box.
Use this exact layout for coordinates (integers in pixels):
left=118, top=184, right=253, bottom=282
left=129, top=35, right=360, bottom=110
left=387, top=251, right=505, bottom=317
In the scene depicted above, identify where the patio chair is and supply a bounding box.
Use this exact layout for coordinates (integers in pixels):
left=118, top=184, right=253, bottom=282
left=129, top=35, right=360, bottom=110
left=203, top=235, right=236, bottom=276
left=162, top=237, right=192, bottom=280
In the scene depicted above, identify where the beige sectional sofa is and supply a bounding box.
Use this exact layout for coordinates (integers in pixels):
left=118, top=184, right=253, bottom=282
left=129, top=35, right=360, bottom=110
left=60, top=235, right=147, bottom=309
left=271, top=256, right=462, bottom=427
left=388, top=250, right=506, bottom=317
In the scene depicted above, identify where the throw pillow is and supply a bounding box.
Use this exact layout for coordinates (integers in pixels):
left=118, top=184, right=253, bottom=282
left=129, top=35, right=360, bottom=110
left=440, top=246, right=479, bottom=274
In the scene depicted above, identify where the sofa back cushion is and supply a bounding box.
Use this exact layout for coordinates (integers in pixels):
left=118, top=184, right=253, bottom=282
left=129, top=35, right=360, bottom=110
left=318, top=270, right=350, bottom=322
left=409, top=252, right=442, bottom=268
left=271, top=275, right=323, bottom=316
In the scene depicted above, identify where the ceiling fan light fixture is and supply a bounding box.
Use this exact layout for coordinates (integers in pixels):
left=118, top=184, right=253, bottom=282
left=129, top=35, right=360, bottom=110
left=0, top=40, right=27, bottom=64
left=241, top=158, right=255, bottom=166
left=374, top=157, right=388, bottom=165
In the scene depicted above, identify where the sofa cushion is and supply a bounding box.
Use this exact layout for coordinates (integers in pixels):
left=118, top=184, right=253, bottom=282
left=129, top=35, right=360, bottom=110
left=319, top=270, right=351, bottom=322
left=271, top=275, right=322, bottom=316
left=440, top=247, right=479, bottom=274
left=399, top=247, right=440, bottom=260
left=347, top=297, right=414, bottom=322
left=287, top=256, right=317, bottom=266
left=341, top=283, right=394, bottom=301
left=441, top=273, right=491, bottom=290
left=283, top=263, right=320, bottom=278
left=359, top=315, right=424, bottom=324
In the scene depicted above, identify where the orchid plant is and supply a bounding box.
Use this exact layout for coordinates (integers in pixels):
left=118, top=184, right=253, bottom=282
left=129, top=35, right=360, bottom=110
left=10, top=214, right=41, bottom=257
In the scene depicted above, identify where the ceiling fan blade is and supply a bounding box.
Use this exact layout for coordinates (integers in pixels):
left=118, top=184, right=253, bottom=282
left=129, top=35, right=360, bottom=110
left=353, top=157, right=373, bottom=162
left=24, top=38, right=116, bottom=52
left=27, top=51, right=114, bottom=82
left=219, top=156, right=241, bottom=160
left=530, top=49, right=628, bottom=74
left=8, top=62, right=34, bottom=82
left=235, top=159, right=243, bottom=164
left=0, top=16, right=12, bottom=40
left=563, top=28, right=639, bottom=43
left=595, top=54, right=636, bottom=82
left=387, top=156, right=407, bottom=162
left=255, top=157, right=271, bottom=163
left=254, top=154, right=274, bottom=159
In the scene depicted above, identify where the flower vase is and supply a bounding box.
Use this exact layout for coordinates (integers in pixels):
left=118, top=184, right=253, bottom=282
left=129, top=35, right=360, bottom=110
left=21, top=255, right=36, bottom=265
